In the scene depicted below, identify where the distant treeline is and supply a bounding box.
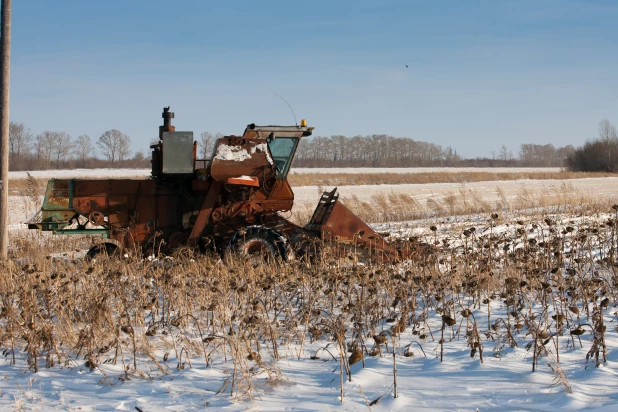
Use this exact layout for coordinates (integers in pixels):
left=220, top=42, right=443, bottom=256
left=8, top=122, right=151, bottom=171
left=566, top=120, right=618, bottom=172
left=294, top=135, right=575, bottom=168
left=8, top=121, right=580, bottom=171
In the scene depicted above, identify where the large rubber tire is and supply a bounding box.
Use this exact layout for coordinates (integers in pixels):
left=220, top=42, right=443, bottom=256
left=85, top=243, right=121, bottom=262
left=228, top=226, right=288, bottom=262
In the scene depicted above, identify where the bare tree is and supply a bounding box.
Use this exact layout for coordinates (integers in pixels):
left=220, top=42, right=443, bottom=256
left=597, top=119, right=618, bottom=167
left=118, top=133, right=131, bottom=163
left=97, top=129, right=131, bottom=165
left=598, top=119, right=618, bottom=141
left=296, top=133, right=448, bottom=167
left=332, top=135, right=346, bottom=161
left=36, top=131, right=57, bottom=169
left=200, top=131, right=215, bottom=158
left=499, top=145, right=512, bottom=161
left=519, top=143, right=560, bottom=166
left=52, top=131, right=72, bottom=168
left=73, top=134, right=93, bottom=167
left=132, top=150, right=149, bottom=168
left=8, top=121, right=33, bottom=169
left=567, top=120, right=618, bottom=172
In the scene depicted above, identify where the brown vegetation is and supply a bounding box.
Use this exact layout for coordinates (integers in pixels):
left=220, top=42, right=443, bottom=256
left=2, top=206, right=617, bottom=401
left=288, top=171, right=616, bottom=188
left=567, top=120, right=618, bottom=172
left=9, top=170, right=616, bottom=198
left=290, top=180, right=618, bottom=226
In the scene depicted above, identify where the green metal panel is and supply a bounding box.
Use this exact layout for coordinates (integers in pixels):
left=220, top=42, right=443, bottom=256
left=162, top=131, right=194, bottom=174
left=53, top=228, right=109, bottom=238
left=42, top=179, right=74, bottom=211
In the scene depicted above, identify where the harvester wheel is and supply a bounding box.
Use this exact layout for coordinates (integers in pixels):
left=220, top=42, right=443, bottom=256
left=85, top=243, right=120, bottom=262
left=228, top=226, right=288, bottom=262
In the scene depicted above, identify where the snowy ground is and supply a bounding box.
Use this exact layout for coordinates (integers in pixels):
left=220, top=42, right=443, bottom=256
left=3, top=212, right=618, bottom=410
left=9, top=176, right=618, bottom=229
left=8, top=167, right=562, bottom=181
left=4, top=169, right=618, bottom=411
left=292, top=177, right=618, bottom=213
left=2, top=331, right=616, bottom=411
left=290, top=167, right=563, bottom=174
left=8, top=168, right=152, bottom=180
left=8, top=168, right=599, bottom=229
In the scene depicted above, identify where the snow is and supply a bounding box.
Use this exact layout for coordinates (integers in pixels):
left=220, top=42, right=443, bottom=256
left=7, top=167, right=563, bottom=181
left=8, top=168, right=152, bottom=180
left=4, top=169, right=618, bottom=410
left=4, top=211, right=618, bottom=410
left=3, top=337, right=617, bottom=411
left=290, top=167, right=563, bottom=174
left=292, top=177, right=618, bottom=212
left=213, top=144, right=252, bottom=162
left=251, top=143, right=268, bottom=155
left=252, top=143, right=274, bottom=165
left=8, top=196, right=41, bottom=228
left=8, top=176, right=618, bottom=229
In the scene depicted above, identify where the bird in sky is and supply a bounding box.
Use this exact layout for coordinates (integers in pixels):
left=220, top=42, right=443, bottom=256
left=405, top=65, right=408, bottom=68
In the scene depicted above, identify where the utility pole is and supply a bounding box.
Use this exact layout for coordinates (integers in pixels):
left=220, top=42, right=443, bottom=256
left=0, top=0, right=11, bottom=260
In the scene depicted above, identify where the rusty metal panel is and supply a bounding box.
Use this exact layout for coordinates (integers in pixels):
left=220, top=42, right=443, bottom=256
left=189, top=181, right=222, bottom=246
left=108, top=211, right=129, bottom=226
left=73, top=197, right=107, bottom=215
left=162, top=131, right=194, bottom=174
left=109, top=180, right=141, bottom=194
left=307, top=188, right=400, bottom=260
left=192, top=180, right=211, bottom=192
left=210, top=138, right=271, bottom=182
left=74, top=180, right=110, bottom=196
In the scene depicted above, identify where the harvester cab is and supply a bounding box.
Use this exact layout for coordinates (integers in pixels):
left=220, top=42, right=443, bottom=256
left=28, top=107, right=411, bottom=262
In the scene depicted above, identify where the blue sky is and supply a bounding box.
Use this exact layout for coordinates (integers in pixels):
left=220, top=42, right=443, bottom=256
left=9, top=0, right=618, bottom=158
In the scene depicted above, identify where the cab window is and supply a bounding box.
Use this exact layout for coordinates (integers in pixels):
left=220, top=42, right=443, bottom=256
left=267, top=137, right=299, bottom=178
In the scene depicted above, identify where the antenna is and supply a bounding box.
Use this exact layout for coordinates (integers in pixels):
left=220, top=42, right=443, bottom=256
left=269, top=88, right=298, bottom=127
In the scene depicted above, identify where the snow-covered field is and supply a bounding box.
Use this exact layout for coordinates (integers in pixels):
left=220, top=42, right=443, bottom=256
left=290, top=167, right=563, bottom=174
left=10, top=177, right=618, bottom=229
left=7, top=168, right=618, bottom=226
left=8, top=167, right=562, bottom=181
left=8, top=168, right=152, bottom=180
left=4, top=168, right=618, bottom=411
left=3, top=328, right=616, bottom=411
left=3, top=212, right=618, bottom=411
left=293, top=177, right=618, bottom=213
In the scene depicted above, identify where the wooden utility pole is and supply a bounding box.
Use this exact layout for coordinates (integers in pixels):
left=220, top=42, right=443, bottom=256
left=0, top=0, right=11, bottom=260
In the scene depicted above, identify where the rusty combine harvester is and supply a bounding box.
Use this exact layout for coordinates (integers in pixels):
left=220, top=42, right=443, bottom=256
left=29, top=108, right=412, bottom=261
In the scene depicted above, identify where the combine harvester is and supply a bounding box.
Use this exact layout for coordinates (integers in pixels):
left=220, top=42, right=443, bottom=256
left=29, top=108, right=417, bottom=261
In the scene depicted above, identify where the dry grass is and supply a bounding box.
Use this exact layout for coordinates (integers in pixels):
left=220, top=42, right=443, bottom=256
left=2, top=207, right=618, bottom=401
left=290, top=181, right=618, bottom=225
left=288, top=171, right=617, bottom=187
left=3, top=169, right=618, bottom=404
left=7, top=171, right=617, bottom=196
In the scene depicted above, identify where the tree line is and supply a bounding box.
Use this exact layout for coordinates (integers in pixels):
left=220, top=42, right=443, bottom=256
left=293, top=134, right=574, bottom=168
left=203, top=130, right=574, bottom=168
left=9, top=121, right=581, bottom=171
left=566, top=119, right=618, bottom=172
left=8, top=122, right=150, bottom=171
